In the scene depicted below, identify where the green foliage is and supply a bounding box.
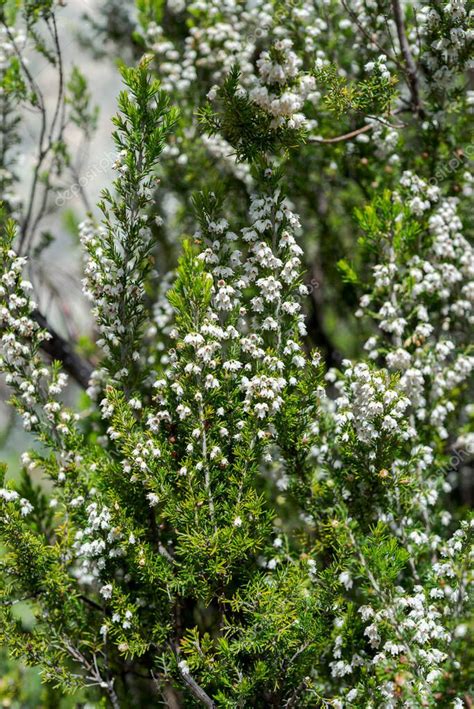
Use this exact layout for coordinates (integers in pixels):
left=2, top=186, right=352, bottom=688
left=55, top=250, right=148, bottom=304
left=315, top=63, right=398, bottom=118
left=0, top=1, right=473, bottom=707
left=355, top=190, right=424, bottom=259
left=198, top=66, right=305, bottom=163
left=168, top=240, right=213, bottom=331
left=66, top=66, right=99, bottom=137
left=82, top=58, right=178, bottom=388
left=135, top=0, right=165, bottom=27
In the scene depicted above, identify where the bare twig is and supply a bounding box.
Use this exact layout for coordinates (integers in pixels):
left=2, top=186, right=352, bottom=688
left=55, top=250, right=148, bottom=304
left=309, top=123, right=374, bottom=144
left=308, top=109, right=406, bottom=144
left=0, top=22, right=47, bottom=254
left=25, top=14, right=67, bottom=254
left=32, top=309, right=93, bottom=389
left=0, top=595, right=34, bottom=606
left=341, top=0, right=404, bottom=72
left=305, top=269, right=341, bottom=368
left=391, top=0, right=423, bottom=115
left=288, top=641, right=311, bottom=666
left=78, top=594, right=105, bottom=613
left=64, top=641, right=121, bottom=709
left=158, top=542, right=175, bottom=564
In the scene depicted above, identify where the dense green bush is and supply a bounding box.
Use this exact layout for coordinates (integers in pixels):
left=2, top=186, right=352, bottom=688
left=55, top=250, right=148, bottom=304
left=0, top=1, right=472, bottom=706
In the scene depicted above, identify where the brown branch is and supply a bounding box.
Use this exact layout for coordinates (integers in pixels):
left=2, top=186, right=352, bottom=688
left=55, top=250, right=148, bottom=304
left=32, top=310, right=93, bottom=389
left=177, top=660, right=215, bottom=708
left=304, top=267, right=341, bottom=368
left=391, top=0, right=423, bottom=115
left=25, top=14, right=67, bottom=255
left=78, top=594, right=105, bottom=613
left=308, top=109, right=407, bottom=145
left=308, top=123, right=374, bottom=144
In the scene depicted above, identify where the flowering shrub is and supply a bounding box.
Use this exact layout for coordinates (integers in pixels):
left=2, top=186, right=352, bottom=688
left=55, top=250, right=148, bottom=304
left=0, top=1, right=472, bottom=707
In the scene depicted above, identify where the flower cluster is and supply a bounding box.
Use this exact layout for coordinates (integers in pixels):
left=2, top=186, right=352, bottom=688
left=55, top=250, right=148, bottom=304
left=0, top=25, right=25, bottom=220
left=80, top=63, right=177, bottom=392
left=0, top=222, right=75, bottom=441
left=329, top=361, right=413, bottom=447
left=142, top=1, right=329, bottom=149
left=418, top=1, right=473, bottom=93
left=358, top=175, right=474, bottom=439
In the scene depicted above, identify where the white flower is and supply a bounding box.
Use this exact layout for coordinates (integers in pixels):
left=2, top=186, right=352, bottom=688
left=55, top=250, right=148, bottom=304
left=100, top=584, right=113, bottom=600
left=147, top=493, right=159, bottom=507
left=339, top=570, right=353, bottom=590
left=178, top=660, right=190, bottom=674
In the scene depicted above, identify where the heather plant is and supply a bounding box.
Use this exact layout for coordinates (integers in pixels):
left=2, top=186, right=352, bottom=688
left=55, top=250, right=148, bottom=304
left=0, top=1, right=473, bottom=707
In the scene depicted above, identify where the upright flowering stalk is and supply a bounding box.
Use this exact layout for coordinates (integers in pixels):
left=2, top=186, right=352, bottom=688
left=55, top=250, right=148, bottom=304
left=80, top=60, right=178, bottom=395
left=103, top=171, right=317, bottom=597
left=0, top=225, right=124, bottom=705
left=296, top=174, right=474, bottom=705
left=357, top=176, right=474, bottom=443
left=0, top=25, right=25, bottom=223
left=0, top=59, right=328, bottom=705
left=0, top=220, right=76, bottom=446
